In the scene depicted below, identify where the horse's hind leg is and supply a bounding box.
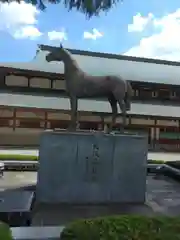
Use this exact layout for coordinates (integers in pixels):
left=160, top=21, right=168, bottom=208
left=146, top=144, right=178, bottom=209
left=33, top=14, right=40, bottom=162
left=108, top=96, right=117, bottom=133
left=124, top=92, right=131, bottom=111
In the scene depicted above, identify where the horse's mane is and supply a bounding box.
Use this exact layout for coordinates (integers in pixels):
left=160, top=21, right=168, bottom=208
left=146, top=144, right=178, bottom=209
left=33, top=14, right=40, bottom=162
left=63, top=48, right=79, bottom=69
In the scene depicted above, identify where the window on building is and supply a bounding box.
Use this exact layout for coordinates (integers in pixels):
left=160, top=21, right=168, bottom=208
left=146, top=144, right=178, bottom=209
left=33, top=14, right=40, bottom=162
left=170, top=91, right=176, bottom=98
left=132, top=89, right=135, bottom=97
left=80, top=121, right=98, bottom=130
left=46, top=121, right=51, bottom=129
left=0, top=119, right=11, bottom=127
left=135, top=89, right=139, bottom=97
left=152, top=91, right=158, bottom=98
left=160, top=126, right=179, bottom=133
left=18, top=119, right=41, bottom=128
left=40, top=121, right=45, bottom=128
left=139, top=88, right=152, bottom=99
left=51, top=120, right=68, bottom=129
left=158, top=89, right=170, bottom=100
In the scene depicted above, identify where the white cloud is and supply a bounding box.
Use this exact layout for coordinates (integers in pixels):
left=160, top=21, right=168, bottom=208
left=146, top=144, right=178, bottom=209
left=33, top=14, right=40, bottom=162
left=48, top=30, right=67, bottom=41
left=83, top=28, right=103, bottom=40
left=128, top=13, right=154, bottom=32
left=0, top=2, right=41, bottom=39
left=13, top=25, right=42, bottom=39
left=125, top=9, right=180, bottom=61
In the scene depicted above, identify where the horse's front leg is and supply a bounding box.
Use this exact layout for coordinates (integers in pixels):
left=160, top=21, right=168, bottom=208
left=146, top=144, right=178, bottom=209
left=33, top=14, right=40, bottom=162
left=69, top=96, right=78, bottom=131
left=118, top=99, right=126, bottom=133
left=108, top=96, right=117, bottom=133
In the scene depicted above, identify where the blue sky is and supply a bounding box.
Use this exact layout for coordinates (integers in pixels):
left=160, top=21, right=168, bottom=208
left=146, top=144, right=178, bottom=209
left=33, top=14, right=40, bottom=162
left=1, top=0, right=180, bottom=62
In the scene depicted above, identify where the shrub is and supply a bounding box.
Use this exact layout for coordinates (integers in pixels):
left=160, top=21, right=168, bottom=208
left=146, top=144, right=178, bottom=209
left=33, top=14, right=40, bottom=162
left=0, top=222, right=12, bottom=240
left=60, top=215, right=180, bottom=240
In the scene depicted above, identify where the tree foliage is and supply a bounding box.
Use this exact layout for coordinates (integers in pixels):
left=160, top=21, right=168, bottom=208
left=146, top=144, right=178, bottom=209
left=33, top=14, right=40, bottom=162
left=0, top=0, right=122, bottom=17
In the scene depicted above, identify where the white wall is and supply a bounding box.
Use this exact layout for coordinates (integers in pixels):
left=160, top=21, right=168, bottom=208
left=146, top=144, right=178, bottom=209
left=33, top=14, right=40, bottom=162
left=0, top=128, right=40, bottom=146
left=0, top=93, right=179, bottom=118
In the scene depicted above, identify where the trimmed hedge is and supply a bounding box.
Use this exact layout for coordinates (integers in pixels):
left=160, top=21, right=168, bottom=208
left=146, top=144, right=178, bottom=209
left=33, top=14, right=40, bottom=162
left=61, top=215, right=180, bottom=240
left=0, top=154, right=38, bottom=161
left=0, top=222, right=12, bottom=240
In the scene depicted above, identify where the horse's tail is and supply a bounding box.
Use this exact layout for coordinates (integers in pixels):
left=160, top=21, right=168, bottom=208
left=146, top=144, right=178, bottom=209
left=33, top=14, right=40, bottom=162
left=124, top=81, right=133, bottom=111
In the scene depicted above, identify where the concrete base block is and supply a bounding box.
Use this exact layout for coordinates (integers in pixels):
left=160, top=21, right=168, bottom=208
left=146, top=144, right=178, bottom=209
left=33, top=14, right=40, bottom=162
left=36, top=131, right=148, bottom=204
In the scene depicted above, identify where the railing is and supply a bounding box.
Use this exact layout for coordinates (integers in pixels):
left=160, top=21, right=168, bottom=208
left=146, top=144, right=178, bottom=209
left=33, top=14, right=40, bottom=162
left=2, top=161, right=38, bottom=171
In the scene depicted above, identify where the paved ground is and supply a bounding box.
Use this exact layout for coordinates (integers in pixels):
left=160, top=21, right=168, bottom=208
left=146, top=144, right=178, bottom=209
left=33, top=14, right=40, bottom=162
left=0, top=171, right=37, bottom=190
left=1, top=149, right=180, bottom=225
left=1, top=171, right=180, bottom=225
left=0, top=149, right=179, bottom=161
left=31, top=174, right=180, bottom=225
left=146, top=174, right=180, bottom=216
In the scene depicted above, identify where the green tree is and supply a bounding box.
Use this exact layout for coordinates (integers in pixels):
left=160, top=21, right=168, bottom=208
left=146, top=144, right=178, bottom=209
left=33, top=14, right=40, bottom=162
left=0, top=0, right=122, bottom=17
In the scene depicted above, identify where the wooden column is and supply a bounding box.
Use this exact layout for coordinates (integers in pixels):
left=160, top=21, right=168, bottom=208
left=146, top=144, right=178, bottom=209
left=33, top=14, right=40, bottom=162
left=13, top=108, right=16, bottom=131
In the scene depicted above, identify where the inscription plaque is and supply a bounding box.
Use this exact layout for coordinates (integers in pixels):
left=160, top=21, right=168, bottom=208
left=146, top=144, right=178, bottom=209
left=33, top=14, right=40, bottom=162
left=85, top=144, right=100, bottom=182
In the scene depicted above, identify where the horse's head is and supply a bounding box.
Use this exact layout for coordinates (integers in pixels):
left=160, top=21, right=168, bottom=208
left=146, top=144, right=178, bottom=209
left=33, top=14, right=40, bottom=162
left=45, top=44, right=69, bottom=63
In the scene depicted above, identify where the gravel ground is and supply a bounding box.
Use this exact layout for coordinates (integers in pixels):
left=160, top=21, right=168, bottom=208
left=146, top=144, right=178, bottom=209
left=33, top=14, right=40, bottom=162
left=0, top=171, right=37, bottom=190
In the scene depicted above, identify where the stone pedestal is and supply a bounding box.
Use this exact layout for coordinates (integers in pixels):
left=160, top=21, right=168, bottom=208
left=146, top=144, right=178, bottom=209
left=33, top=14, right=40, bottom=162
left=36, top=131, right=148, bottom=204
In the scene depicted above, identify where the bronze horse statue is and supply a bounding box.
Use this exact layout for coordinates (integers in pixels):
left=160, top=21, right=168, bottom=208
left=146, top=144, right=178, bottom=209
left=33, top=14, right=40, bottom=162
left=41, top=44, right=133, bottom=132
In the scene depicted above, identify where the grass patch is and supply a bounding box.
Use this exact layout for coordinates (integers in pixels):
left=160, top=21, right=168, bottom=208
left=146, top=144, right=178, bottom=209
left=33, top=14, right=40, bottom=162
left=148, top=159, right=164, bottom=164
left=0, top=154, right=38, bottom=161
left=0, top=154, right=165, bottom=163
left=61, top=215, right=180, bottom=240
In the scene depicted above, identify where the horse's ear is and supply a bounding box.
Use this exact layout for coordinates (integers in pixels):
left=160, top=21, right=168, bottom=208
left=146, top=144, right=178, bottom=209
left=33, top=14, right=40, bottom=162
left=37, top=44, right=41, bottom=50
